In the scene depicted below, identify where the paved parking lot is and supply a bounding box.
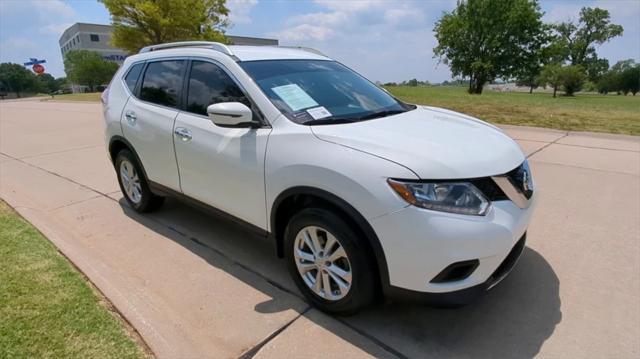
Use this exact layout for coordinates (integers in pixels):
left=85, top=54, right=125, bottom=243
left=1, top=99, right=639, bottom=358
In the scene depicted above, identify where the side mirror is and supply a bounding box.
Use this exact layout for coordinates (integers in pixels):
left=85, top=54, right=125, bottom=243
left=207, top=102, right=258, bottom=128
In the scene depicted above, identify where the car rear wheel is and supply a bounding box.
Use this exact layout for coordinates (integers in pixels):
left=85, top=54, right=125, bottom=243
left=284, top=207, right=376, bottom=315
left=115, top=149, right=164, bottom=213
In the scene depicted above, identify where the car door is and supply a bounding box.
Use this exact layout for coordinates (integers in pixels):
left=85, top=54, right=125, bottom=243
left=122, top=59, right=186, bottom=191
left=173, top=59, right=271, bottom=229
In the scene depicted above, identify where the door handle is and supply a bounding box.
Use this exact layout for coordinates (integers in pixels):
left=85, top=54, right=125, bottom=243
left=125, top=111, right=137, bottom=124
left=174, top=127, right=192, bottom=142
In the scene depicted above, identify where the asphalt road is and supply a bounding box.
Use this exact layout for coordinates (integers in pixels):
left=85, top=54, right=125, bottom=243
left=1, top=99, right=639, bottom=358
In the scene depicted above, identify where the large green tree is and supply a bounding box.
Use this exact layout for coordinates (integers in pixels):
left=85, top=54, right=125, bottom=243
left=100, top=0, right=229, bottom=54
left=0, top=63, right=36, bottom=97
left=64, top=50, right=119, bottom=91
left=596, top=59, right=637, bottom=95
left=552, top=7, right=623, bottom=82
left=35, top=73, right=59, bottom=93
left=434, top=0, right=546, bottom=94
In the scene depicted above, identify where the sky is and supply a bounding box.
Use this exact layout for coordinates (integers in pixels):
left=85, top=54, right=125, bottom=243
left=0, top=0, right=638, bottom=82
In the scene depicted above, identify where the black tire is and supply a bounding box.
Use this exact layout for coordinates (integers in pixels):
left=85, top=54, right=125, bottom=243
left=114, top=149, right=164, bottom=213
left=284, top=207, right=376, bottom=315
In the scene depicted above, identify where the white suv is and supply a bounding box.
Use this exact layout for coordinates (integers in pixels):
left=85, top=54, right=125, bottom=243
left=103, top=41, right=537, bottom=314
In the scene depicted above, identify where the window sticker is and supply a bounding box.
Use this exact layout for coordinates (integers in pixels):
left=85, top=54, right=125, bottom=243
left=271, top=84, right=319, bottom=111
left=306, top=106, right=332, bottom=120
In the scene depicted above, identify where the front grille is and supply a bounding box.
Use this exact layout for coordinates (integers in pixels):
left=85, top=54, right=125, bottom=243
left=505, top=163, right=534, bottom=199
left=470, top=177, right=508, bottom=201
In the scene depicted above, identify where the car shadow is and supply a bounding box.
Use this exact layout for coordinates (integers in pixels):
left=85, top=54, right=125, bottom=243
left=117, top=196, right=561, bottom=358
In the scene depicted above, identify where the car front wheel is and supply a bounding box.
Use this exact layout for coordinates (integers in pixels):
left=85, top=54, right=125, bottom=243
left=284, top=207, right=376, bottom=315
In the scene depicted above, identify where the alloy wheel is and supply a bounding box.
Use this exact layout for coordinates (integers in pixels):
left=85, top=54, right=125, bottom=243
left=294, top=226, right=353, bottom=301
left=119, top=159, right=142, bottom=204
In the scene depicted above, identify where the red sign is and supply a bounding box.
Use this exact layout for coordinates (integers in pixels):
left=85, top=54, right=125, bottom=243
left=32, top=64, right=45, bottom=74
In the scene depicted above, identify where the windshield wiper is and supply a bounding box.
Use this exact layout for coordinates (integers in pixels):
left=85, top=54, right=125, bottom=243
left=302, top=117, right=357, bottom=125
left=301, top=109, right=407, bottom=125
left=355, top=109, right=406, bottom=121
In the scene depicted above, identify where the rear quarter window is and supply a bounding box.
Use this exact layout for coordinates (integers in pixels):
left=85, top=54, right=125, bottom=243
left=124, top=63, right=144, bottom=93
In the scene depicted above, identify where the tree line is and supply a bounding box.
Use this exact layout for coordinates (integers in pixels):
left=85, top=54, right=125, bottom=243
left=0, top=50, right=122, bottom=97
left=0, top=63, right=66, bottom=97
left=434, top=0, right=638, bottom=96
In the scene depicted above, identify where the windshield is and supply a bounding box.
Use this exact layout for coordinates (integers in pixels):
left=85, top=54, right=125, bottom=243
left=239, top=60, right=415, bottom=125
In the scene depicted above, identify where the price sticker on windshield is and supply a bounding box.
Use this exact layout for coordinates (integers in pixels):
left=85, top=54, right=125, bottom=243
left=306, top=106, right=332, bottom=120
left=271, top=84, right=318, bottom=111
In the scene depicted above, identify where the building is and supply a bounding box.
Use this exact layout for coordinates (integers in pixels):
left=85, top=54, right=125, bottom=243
left=59, top=23, right=128, bottom=64
left=58, top=22, right=278, bottom=67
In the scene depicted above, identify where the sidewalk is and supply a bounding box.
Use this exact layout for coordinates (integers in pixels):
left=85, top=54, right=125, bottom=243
left=1, top=99, right=638, bottom=358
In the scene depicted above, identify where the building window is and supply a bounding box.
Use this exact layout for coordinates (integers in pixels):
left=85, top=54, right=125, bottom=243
left=90, top=34, right=99, bottom=42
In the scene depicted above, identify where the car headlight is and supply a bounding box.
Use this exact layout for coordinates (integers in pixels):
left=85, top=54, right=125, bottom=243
left=387, top=179, right=490, bottom=216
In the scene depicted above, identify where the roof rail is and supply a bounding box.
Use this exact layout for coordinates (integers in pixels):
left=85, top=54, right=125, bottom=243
left=278, top=46, right=326, bottom=57
left=139, top=41, right=237, bottom=59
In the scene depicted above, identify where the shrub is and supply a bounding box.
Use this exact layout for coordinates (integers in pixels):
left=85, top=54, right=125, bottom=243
left=558, top=65, right=586, bottom=96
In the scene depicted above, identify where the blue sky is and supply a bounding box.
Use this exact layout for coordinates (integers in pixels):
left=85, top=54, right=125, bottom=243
left=1, top=0, right=638, bottom=82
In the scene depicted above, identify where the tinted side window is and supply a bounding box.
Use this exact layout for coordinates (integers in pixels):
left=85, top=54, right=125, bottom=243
left=140, top=60, right=185, bottom=108
left=124, top=63, right=144, bottom=93
left=186, top=61, right=250, bottom=116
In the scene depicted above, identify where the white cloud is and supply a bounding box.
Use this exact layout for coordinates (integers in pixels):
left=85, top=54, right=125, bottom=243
left=384, top=6, right=425, bottom=24
left=267, top=0, right=439, bottom=82
left=39, top=22, right=74, bottom=37
left=269, top=24, right=334, bottom=42
left=314, top=0, right=381, bottom=12
left=226, top=0, right=258, bottom=25
left=287, top=11, right=348, bottom=26
left=274, top=0, right=425, bottom=42
left=0, top=0, right=75, bottom=24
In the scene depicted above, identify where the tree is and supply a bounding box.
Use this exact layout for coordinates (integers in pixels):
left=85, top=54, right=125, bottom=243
left=55, top=77, right=69, bottom=92
left=100, top=0, right=229, bottom=54
left=64, top=50, right=119, bottom=91
left=538, top=63, right=562, bottom=98
left=0, top=63, right=36, bottom=97
left=596, top=71, right=619, bottom=94
left=515, top=23, right=556, bottom=94
left=597, top=60, right=637, bottom=95
left=620, top=66, right=640, bottom=96
left=552, top=7, right=623, bottom=82
left=35, top=73, right=58, bottom=93
left=539, top=64, right=586, bottom=97
left=611, top=59, right=636, bottom=73
left=558, top=65, right=586, bottom=96
left=434, top=0, right=546, bottom=94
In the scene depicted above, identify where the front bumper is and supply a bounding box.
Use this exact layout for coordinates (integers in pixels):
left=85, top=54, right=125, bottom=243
left=369, top=193, right=537, bottom=295
left=386, top=233, right=526, bottom=306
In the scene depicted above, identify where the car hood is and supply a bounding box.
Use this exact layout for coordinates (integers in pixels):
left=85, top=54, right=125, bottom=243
left=311, top=106, right=525, bottom=179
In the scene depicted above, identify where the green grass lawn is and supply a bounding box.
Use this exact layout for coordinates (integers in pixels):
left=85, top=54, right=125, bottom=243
left=40, top=87, right=640, bottom=135
left=386, top=86, right=640, bottom=135
left=0, top=201, right=147, bottom=358
left=44, top=92, right=103, bottom=102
